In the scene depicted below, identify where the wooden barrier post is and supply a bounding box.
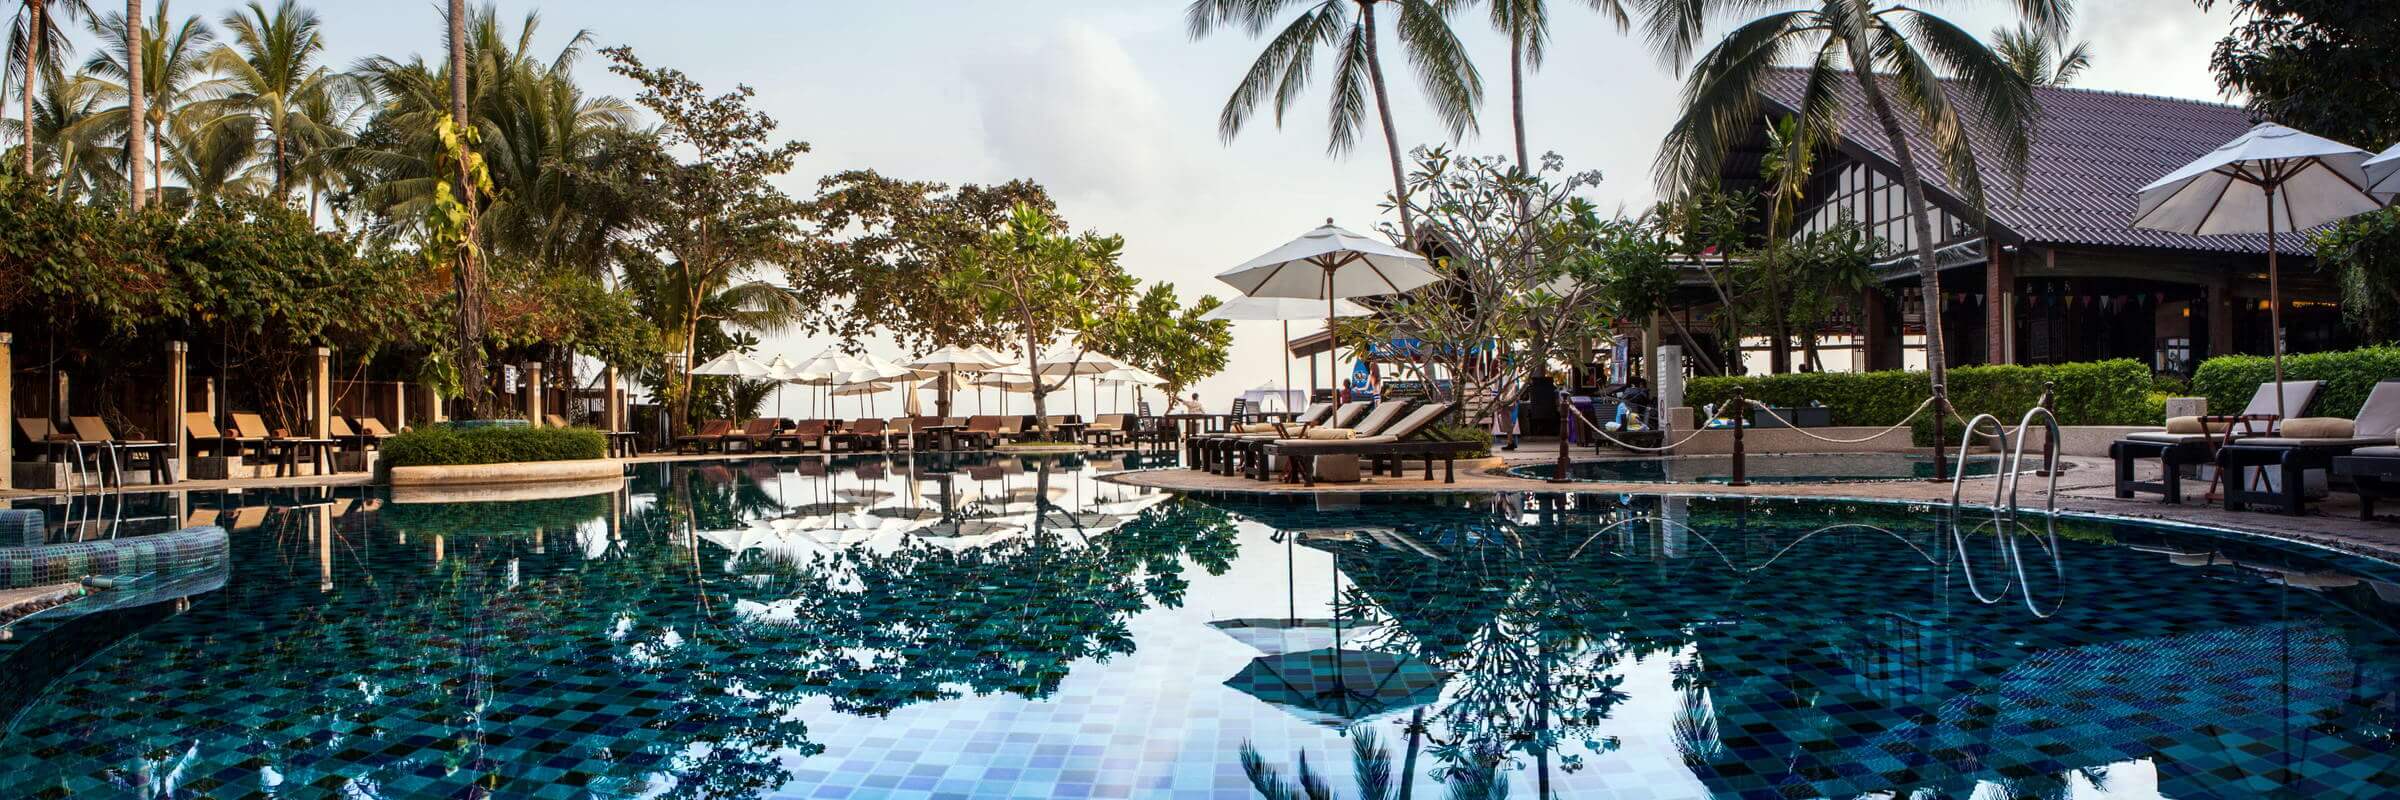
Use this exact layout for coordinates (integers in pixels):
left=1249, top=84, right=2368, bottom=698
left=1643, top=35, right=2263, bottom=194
left=0, top=332, right=12, bottom=490
left=1728, top=386, right=1748, bottom=487
left=1551, top=392, right=1571, bottom=484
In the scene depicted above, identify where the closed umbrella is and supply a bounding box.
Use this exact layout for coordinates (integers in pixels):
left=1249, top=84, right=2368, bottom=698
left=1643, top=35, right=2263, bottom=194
left=1217, top=220, right=1437, bottom=403
left=2366, top=142, right=2400, bottom=197
left=2134, top=123, right=2385, bottom=418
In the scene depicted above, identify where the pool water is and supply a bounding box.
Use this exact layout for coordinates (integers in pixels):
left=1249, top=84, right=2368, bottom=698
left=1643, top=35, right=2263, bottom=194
left=1512, top=452, right=2013, bottom=484
left=3, top=453, right=2398, bottom=799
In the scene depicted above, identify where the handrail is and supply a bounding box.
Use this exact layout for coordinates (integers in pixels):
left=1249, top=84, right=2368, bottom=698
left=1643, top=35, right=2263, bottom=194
left=1949, top=413, right=2011, bottom=509
left=2007, top=406, right=2062, bottom=515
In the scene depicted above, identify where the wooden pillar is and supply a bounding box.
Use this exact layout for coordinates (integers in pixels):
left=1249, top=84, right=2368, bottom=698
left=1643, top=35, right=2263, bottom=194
left=203, top=376, right=217, bottom=417
left=0, top=332, right=12, bottom=490
left=524, top=362, right=545, bottom=425
left=53, top=371, right=69, bottom=426
left=2207, top=281, right=2237, bottom=358
left=168, top=341, right=189, bottom=480
left=390, top=381, right=407, bottom=431
left=1642, top=313, right=1662, bottom=387
left=311, top=347, right=332, bottom=439
left=603, top=367, right=621, bottom=431
left=1985, top=249, right=2013, bottom=365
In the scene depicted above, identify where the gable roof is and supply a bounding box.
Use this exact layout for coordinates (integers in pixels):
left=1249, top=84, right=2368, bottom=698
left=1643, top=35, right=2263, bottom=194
left=1755, top=68, right=2307, bottom=256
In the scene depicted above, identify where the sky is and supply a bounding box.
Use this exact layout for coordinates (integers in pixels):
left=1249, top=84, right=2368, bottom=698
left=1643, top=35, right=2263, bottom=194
left=76, top=0, right=2244, bottom=414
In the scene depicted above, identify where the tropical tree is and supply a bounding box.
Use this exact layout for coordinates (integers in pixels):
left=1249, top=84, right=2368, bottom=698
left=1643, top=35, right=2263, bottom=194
left=79, top=0, right=214, bottom=207
left=1480, top=0, right=1635, bottom=168
left=943, top=201, right=1137, bottom=435
left=794, top=169, right=1057, bottom=350
left=162, top=102, right=260, bottom=200
left=8, top=0, right=90, bottom=177
left=1650, top=0, right=2057, bottom=407
left=1094, top=282, right=1233, bottom=403
left=598, top=45, right=811, bottom=431
left=1186, top=0, right=1484, bottom=238
left=1991, top=21, right=2091, bottom=86
left=8, top=62, right=118, bottom=198
left=1754, top=112, right=1823, bottom=372
left=2198, top=0, right=2400, bottom=147
left=197, top=0, right=345, bottom=200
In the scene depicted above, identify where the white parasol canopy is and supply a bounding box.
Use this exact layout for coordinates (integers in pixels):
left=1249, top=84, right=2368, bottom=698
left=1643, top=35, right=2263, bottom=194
left=908, top=345, right=1011, bottom=418
left=2134, top=123, right=2386, bottom=417
left=690, top=350, right=775, bottom=378
left=2364, top=142, right=2400, bottom=197
left=1218, top=220, right=1434, bottom=403
left=1200, top=296, right=1376, bottom=321
left=1097, top=366, right=1165, bottom=386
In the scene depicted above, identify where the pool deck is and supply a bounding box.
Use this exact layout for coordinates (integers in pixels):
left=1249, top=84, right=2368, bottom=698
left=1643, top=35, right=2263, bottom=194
left=8, top=443, right=2400, bottom=563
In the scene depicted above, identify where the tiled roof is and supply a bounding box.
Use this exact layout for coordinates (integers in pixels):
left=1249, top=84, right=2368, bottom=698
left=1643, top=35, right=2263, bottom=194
left=1756, top=68, right=2307, bottom=256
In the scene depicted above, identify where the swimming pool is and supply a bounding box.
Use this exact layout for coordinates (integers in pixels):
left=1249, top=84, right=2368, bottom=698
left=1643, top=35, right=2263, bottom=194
left=1511, top=452, right=2014, bottom=483
left=3, top=452, right=2396, bottom=798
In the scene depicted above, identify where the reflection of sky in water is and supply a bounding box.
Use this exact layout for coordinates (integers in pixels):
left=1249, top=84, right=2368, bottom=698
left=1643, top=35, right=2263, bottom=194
left=2, top=454, right=2397, bottom=799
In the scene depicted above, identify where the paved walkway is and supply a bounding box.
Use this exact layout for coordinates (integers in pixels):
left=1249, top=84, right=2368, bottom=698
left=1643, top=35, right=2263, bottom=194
left=1107, top=449, right=2400, bottom=563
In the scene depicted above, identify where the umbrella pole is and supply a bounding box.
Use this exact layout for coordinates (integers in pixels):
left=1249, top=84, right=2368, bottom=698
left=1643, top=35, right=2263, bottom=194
left=1283, top=320, right=1293, bottom=411
left=1326, top=268, right=1339, bottom=404
left=2267, top=186, right=2286, bottom=420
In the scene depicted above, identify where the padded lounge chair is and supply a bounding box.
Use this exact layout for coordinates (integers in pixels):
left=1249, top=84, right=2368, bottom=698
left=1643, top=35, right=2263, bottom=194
left=2218, top=381, right=2400, bottom=515
left=958, top=416, right=1004, bottom=449
left=2111, top=380, right=2321, bottom=503
left=330, top=416, right=382, bottom=453
left=677, top=419, right=736, bottom=453
left=886, top=418, right=917, bottom=450
left=776, top=420, right=830, bottom=452
left=837, top=419, right=889, bottom=451
left=1080, top=414, right=1129, bottom=446
left=2333, top=447, right=2400, bottom=520
left=1264, top=403, right=1472, bottom=486
left=184, top=412, right=261, bottom=460
left=69, top=416, right=177, bottom=484
left=1231, top=401, right=1410, bottom=479
left=1187, top=401, right=1341, bottom=473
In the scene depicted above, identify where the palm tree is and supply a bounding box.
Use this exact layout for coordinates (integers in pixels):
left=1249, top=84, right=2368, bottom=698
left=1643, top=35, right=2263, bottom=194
left=81, top=0, right=214, bottom=207
left=5, top=62, right=116, bottom=197
left=1482, top=0, right=1635, bottom=168
left=197, top=0, right=341, bottom=200
left=8, top=0, right=92, bottom=177
left=1187, top=0, right=1483, bottom=238
left=121, top=0, right=138, bottom=208
left=1757, top=112, right=1821, bottom=372
left=1650, top=0, right=2057, bottom=407
left=163, top=105, right=262, bottom=201
left=1992, top=22, right=2091, bottom=87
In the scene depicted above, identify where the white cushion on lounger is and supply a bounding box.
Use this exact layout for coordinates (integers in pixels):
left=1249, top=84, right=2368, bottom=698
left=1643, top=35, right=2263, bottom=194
left=1303, top=428, right=1354, bottom=440
left=2225, top=436, right=2386, bottom=448
left=2347, top=445, right=2400, bottom=458
left=2278, top=417, right=2355, bottom=439
left=2124, top=431, right=2211, bottom=444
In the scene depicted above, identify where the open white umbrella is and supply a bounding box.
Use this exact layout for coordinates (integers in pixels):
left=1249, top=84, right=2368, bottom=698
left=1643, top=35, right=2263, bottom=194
left=1217, top=220, right=1435, bottom=402
left=1097, top=366, right=1166, bottom=414
left=909, top=345, right=1011, bottom=418
left=786, top=347, right=874, bottom=419
left=690, top=350, right=774, bottom=379
left=2365, top=142, right=2400, bottom=198
left=1033, top=348, right=1121, bottom=416
left=1203, top=296, right=1377, bottom=406
left=2134, top=123, right=2386, bottom=418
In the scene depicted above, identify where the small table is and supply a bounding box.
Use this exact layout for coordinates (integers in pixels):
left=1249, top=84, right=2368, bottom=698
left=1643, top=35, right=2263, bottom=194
left=275, top=438, right=337, bottom=477
left=920, top=424, right=964, bottom=451
left=607, top=431, right=642, bottom=458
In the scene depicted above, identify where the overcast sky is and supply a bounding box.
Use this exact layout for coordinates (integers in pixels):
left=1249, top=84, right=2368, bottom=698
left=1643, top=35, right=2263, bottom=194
left=99, top=0, right=2244, bottom=412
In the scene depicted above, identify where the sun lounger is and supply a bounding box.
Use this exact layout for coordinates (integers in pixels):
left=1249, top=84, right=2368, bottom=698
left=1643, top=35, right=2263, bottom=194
left=2111, top=380, right=2321, bottom=504
left=886, top=417, right=917, bottom=450
left=2218, top=381, right=2400, bottom=515
left=2333, top=446, right=2400, bottom=520
left=184, top=412, right=262, bottom=460
left=1080, top=414, right=1129, bottom=446
left=69, top=416, right=177, bottom=484
left=775, top=420, right=829, bottom=452
left=330, top=416, right=383, bottom=453
left=1227, top=401, right=1410, bottom=479
left=677, top=419, right=736, bottom=453
left=230, top=412, right=332, bottom=476
left=837, top=419, right=889, bottom=451
left=1264, top=403, right=1471, bottom=486
left=1187, top=401, right=1344, bottom=473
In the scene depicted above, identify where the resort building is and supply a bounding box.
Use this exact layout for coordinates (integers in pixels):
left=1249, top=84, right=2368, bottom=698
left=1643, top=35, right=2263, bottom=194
left=1698, top=68, right=2352, bottom=375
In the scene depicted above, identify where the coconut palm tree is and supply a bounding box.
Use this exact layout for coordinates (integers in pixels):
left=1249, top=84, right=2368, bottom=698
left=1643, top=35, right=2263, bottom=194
left=8, top=0, right=92, bottom=177
left=1186, top=0, right=1483, bottom=238
left=80, top=0, right=213, bottom=207
left=5, top=63, right=118, bottom=198
left=196, top=0, right=342, bottom=200
left=1992, top=21, right=2091, bottom=87
left=1649, top=0, right=2058, bottom=407
left=163, top=105, right=263, bottom=201
left=1481, top=0, right=1636, bottom=168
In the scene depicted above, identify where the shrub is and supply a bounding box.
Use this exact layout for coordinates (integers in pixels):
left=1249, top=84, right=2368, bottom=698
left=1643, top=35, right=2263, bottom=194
left=381, top=494, right=612, bottom=536
left=2191, top=345, right=2400, bottom=419
left=380, top=424, right=608, bottom=471
left=1425, top=423, right=1493, bottom=458
left=1686, top=358, right=2156, bottom=431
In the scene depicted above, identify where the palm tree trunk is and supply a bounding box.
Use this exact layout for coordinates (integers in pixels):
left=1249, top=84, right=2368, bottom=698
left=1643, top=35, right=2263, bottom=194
left=1843, top=44, right=1949, bottom=405
left=1510, top=27, right=1527, bottom=169
left=150, top=125, right=161, bottom=203
left=1357, top=0, right=1413, bottom=239
left=22, top=2, right=41, bottom=178
left=447, top=0, right=488, bottom=417
left=125, top=0, right=145, bottom=210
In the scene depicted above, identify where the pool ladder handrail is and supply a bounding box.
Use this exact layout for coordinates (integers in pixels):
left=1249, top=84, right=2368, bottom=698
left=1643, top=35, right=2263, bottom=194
left=53, top=438, right=126, bottom=540
left=1947, top=403, right=2061, bottom=517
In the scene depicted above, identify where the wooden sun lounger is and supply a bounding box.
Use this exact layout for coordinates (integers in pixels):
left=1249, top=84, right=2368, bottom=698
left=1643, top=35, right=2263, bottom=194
left=837, top=418, right=888, bottom=451
left=677, top=419, right=735, bottom=453
left=2112, top=380, right=2320, bottom=503
left=68, top=416, right=177, bottom=484
left=776, top=420, right=829, bottom=452
left=183, top=412, right=260, bottom=460
left=1261, top=403, right=1462, bottom=486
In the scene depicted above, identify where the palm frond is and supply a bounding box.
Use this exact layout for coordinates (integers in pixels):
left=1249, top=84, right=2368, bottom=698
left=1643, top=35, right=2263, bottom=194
left=1892, top=8, right=2038, bottom=194
left=1324, top=14, right=1372, bottom=157
left=1395, top=0, right=1483, bottom=140
left=1652, top=9, right=1818, bottom=196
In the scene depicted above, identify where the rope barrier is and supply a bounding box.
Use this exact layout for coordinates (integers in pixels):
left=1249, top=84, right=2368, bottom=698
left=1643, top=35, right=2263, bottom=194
left=1740, top=397, right=1936, bottom=445
left=1562, top=403, right=1717, bottom=453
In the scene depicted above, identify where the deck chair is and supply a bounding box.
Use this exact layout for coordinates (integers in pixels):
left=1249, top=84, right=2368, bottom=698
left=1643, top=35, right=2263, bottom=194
left=330, top=416, right=380, bottom=453
left=545, top=413, right=575, bottom=428
left=357, top=417, right=398, bottom=439
left=996, top=415, right=1027, bottom=443
left=2111, top=380, right=2321, bottom=504
left=1217, top=401, right=1409, bottom=478
left=228, top=412, right=299, bottom=462
left=777, top=420, right=830, bottom=452
left=1265, top=403, right=1471, bottom=486
left=838, top=418, right=888, bottom=451
left=959, top=416, right=1004, bottom=449
left=1187, top=402, right=1338, bottom=473
left=723, top=418, right=779, bottom=453
left=887, top=417, right=917, bottom=450
left=69, top=416, right=177, bottom=484
left=2219, top=381, right=2400, bottom=515
left=184, top=412, right=260, bottom=460
left=677, top=419, right=735, bottom=453
left=1080, top=414, right=1128, bottom=446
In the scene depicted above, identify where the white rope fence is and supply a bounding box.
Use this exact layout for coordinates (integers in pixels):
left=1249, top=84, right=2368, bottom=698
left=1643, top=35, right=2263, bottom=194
left=1741, top=397, right=1936, bottom=444
left=1562, top=403, right=1718, bottom=452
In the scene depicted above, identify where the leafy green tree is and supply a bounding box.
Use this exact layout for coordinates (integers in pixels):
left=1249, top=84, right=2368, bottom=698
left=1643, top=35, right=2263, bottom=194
left=1755, top=112, right=1821, bottom=372
left=1650, top=0, right=2057, bottom=401
left=599, top=45, right=810, bottom=432
left=794, top=169, right=1056, bottom=350
left=2322, top=208, right=2400, bottom=342
left=1186, top=0, right=1483, bottom=238
left=944, top=201, right=1136, bottom=434
left=2198, top=0, right=2400, bottom=147
left=1756, top=218, right=1879, bottom=371
left=1655, top=187, right=1752, bottom=375
left=1096, top=282, right=1232, bottom=403
left=7, top=61, right=117, bottom=198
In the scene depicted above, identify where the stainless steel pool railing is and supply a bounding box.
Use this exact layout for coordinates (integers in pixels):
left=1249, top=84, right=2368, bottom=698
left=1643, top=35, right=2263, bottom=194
left=1947, top=383, right=2063, bottom=518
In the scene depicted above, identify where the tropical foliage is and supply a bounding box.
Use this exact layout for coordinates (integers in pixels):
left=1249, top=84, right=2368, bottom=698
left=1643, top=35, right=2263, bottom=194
left=943, top=201, right=1138, bottom=432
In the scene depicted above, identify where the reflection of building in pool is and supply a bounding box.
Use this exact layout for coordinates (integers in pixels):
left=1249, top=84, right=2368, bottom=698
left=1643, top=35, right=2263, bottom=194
left=1221, top=493, right=2400, bottom=798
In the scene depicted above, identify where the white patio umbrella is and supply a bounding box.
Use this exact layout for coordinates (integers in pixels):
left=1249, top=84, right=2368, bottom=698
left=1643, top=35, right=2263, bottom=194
left=908, top=345, right=1011, bottom=418
left=1217, top=220, right=1436, bottom=402
left=1033, top=348, right=1121, bottom=416
left=2366, top=142, right=2400, bottom=197
left=787, top=347, right=874, bottom=419
left=974, top=366, right=1036, bottom=415
left=829, top=380, right=887, bottom=419
left=1203, top=296, right=1376, bottom=405
left=1096, top=365, right=1165, bottom=413
left=2134, top=123, right=2386, bottom=417
left=690, top=350, right=774, bottom=379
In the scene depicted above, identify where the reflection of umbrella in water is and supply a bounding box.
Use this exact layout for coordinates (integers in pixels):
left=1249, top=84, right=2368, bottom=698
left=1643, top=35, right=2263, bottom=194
left=914, top=519, right=1025, bottom=550
left=868, top=506, right=943, bottom=522
left=1224, top=648, right=1445, bottom=729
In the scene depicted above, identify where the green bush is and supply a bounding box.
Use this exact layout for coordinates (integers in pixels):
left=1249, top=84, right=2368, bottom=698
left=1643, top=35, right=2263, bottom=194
left=380, top=424, right=608, bottom=470
left=1425, top=423, right=1493, bottom=458
left=2191, top=345, right=2400, bottom=419
left=1687, top=359, right=2157, bottom=431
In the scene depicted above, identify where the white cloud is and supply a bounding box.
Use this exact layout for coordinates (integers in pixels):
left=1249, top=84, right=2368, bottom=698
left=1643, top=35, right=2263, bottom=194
left=964, top=23, right=1176, bottom=205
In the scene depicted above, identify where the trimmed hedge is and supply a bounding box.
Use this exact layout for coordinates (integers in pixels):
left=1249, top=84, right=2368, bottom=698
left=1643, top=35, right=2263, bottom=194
left=381, top=493, right=612, bottom=536
left=1685, top=359, right=2158, bottom=428
left=2191, top=345, right=2400, bottom=419
left=380, top=424, right=608, bottom=469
